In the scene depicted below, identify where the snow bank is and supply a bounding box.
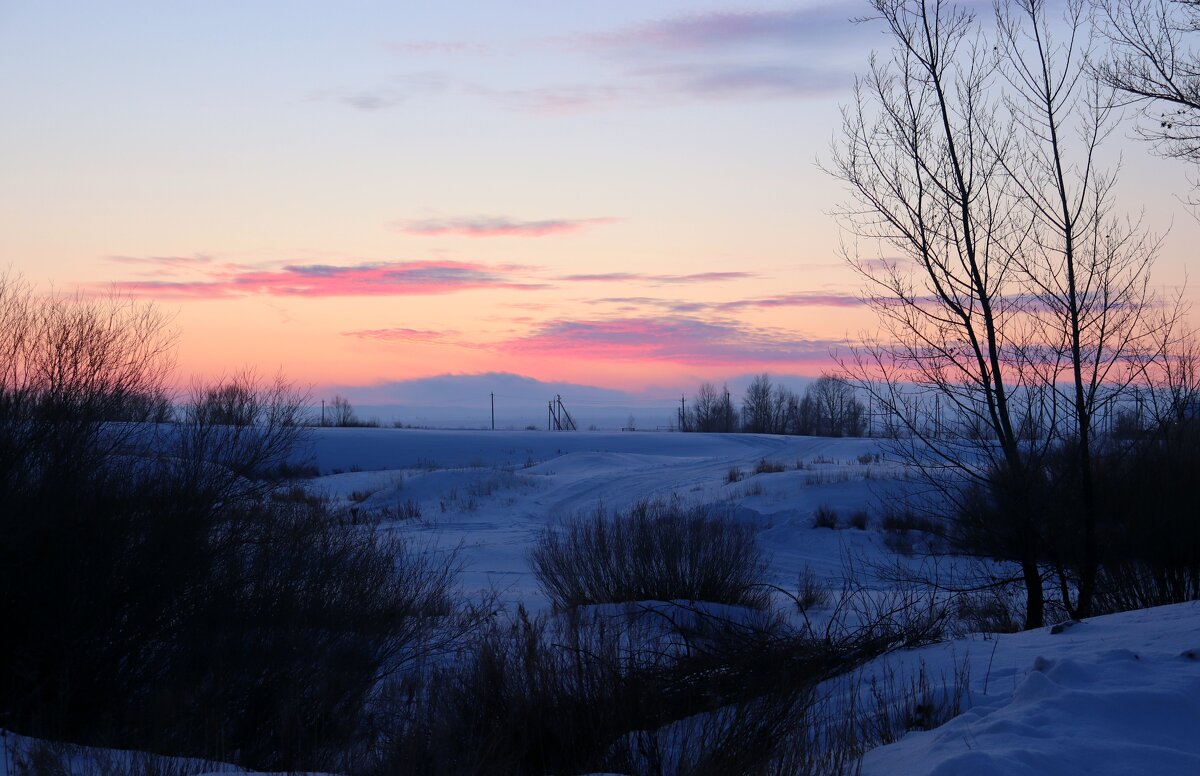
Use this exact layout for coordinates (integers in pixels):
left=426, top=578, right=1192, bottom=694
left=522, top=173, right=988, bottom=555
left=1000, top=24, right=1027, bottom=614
left=862, top=601, right=1200, bottom=776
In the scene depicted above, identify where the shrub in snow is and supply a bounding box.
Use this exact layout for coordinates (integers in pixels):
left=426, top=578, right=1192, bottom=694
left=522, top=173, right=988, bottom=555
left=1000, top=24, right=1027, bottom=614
left=812, top=504, right=839, bottom=529
left=530, top=498, right=770, bottom=610
left=796, top=566, right=830, bottom=612
left=754, top=458, right=786, bottom=474
left=378, top=600, right=876, bottom=775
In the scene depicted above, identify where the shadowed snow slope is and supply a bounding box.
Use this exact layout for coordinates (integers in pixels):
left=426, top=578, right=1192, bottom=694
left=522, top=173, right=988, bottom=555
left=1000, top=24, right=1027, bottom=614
left=302, top=429, right=904, bottom=606
left=862, top=601, right=1200, bottom=776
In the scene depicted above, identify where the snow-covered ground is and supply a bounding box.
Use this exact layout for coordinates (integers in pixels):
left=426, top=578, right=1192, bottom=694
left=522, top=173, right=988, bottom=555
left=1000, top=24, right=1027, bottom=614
left=860, top=601, right=1200, bottom=776
left=301, top=428, right=1200, bottom=775
left=7, top=428, right=1196, bottom=774
left=299, top=428, right=909, bottom=605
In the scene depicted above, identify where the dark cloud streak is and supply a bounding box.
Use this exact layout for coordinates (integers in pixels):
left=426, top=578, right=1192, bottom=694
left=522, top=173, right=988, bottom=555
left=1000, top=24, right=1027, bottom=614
left=499, top=315, right=842, bottom=366
left=584, top=6, right=859, bottom=52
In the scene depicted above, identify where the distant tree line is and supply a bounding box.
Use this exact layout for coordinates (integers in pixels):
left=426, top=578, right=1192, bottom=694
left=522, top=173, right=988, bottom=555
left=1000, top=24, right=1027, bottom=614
left=678, top=373, right=867, bottom=437
left=318, top=394, right=382, bottom=427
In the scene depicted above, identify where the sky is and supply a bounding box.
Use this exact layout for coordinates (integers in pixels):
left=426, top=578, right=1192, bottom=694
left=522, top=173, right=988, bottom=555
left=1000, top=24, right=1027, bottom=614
left=1, top=1, right=1196, bottom=423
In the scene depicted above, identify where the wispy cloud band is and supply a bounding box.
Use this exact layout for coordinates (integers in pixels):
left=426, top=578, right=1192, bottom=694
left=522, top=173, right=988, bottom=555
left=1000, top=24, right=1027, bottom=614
left=499, top=315, right=841, bottom=366
left=395, top=216, right=618, bottom=238
left=104, top=259, right=546, bottom=299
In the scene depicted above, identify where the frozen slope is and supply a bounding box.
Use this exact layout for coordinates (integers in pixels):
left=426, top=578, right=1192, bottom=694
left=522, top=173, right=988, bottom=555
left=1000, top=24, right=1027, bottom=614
left=302, top=429, right=908, bottom=605
left=862, top=601, right=1200, bottom=776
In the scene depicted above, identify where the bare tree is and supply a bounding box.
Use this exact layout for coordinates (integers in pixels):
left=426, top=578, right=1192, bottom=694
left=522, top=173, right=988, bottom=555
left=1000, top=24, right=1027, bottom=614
left=328, top=394, right=358, bottom=427
left=741, top=374, right=777, bottom=434
left=833, top=0, right=1048, bottom=626
left=834, top=0, right=1170, bottom=625
left=993, top=0, right=1167, bottom=616
left=1143, top=319, right=1200, bottom=430
left=690, top=382, right=722, bottom=432
left=688, top=382, right=737, bottom=432
left=718, top=383, right=737, bottom=433
left=0, top=272, right=177, bottom=487
left=178, top=370, right=310, bottom=494
left=802, top=375, right=868, bottom=437
left=1094, top=0, right=1200, bottom=164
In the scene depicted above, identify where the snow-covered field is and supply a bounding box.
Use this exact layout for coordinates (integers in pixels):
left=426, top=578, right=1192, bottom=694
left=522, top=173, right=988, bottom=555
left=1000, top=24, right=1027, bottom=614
left=306, top=428, right=1200, bottom=775
left=5, top=427, right=1197, bottom=774
left=299, top=428, right=908, bottom=605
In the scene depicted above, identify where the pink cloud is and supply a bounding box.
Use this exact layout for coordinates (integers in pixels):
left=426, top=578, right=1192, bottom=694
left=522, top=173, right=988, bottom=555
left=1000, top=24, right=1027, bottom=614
left=103, top=260, right=547, bottom=300
left=561, top=271, right=753, bottom=284
left=395, top=216, right=619, bottom=238
left=341, top=327, right=458, bottom=342
left=580, top=292, right=864, bottom=314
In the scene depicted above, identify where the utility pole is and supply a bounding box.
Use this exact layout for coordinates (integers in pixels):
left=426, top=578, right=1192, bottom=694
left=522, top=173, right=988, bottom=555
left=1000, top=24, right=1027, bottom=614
left=321, top=399, right=325, bottom=427
left=490, top=392, right=495, bottom=431
left=679, top=394, right=686, bottom=431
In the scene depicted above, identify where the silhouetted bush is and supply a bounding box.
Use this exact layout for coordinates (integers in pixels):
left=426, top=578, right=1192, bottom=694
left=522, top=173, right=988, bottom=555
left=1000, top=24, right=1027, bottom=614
left=530, top=499, right=770, bottom=610
left=376, top=607, right=642, bottom=775
left=1092, top=418, right=1200, bottom=612
left=373, top=600, right=884, bottom=776
left=848, top=509, right=870, bottom=530
left=796, top=566, right=830, bottom=612
left=755, top=458, right=787, bottom=474
left=812, top=505, right=839, bottom=529
left=880, top=508, right=941, bottom=535
left=942, top=414, right=1200, bottom=622
left=0, top=277, right=465, bottom=772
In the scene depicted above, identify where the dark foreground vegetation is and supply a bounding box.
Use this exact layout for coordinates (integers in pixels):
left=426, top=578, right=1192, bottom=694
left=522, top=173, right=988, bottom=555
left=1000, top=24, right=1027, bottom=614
left=2, top=262, right=1199, bottom=776
left=0, top=274, right=985, bottom=775
left=0, top=276, right=466, bottom=771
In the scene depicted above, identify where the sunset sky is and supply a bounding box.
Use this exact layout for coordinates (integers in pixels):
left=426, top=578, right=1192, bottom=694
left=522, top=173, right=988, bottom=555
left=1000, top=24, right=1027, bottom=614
left=2, top=1, right=1196, bottom=420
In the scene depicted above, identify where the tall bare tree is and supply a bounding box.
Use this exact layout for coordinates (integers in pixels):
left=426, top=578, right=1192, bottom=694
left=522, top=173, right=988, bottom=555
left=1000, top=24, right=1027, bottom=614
left=994, top=0, right=1164, bottom=616
left=741, top=374, right=778, bottom=434
left=834, top=0, right=1167, bottom=625
left=834, top=0, right=1049, bottom=626
left=328, top=394, right=359, bottom=426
